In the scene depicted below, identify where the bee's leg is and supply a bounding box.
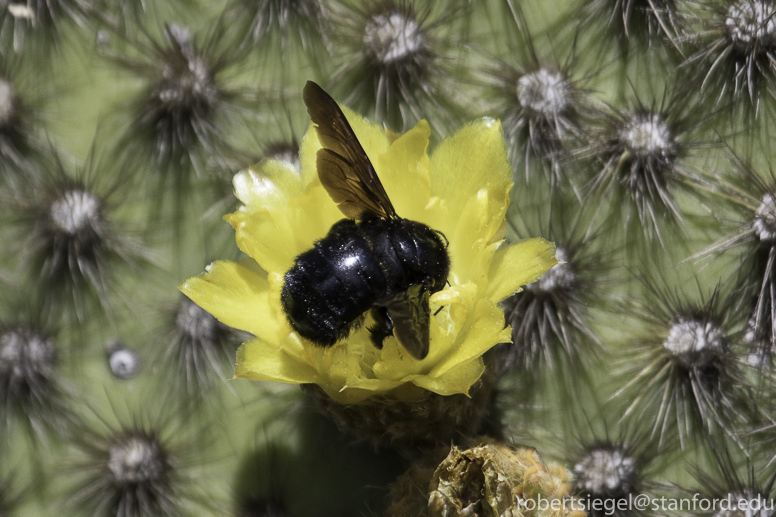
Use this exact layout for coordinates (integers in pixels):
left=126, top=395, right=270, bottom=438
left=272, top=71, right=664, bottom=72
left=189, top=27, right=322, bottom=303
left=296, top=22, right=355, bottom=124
left=368, top=306, right=393, bottom=350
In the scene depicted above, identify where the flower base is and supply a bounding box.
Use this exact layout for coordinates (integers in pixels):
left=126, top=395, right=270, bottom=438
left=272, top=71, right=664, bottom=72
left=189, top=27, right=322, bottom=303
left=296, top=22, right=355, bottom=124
left=300, top=354, right=500, bottom=452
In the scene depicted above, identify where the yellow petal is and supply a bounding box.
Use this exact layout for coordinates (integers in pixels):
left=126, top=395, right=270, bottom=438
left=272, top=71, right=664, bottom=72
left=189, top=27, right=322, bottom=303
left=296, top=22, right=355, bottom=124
left=376, top=120, right=431, bottom=221
left=178, top=259, right=281, bottom=344
left=430, top=299, right=511, bottom=377
left=413, top=358, right=486, bottom=396
left=447, top=182, right=512, bottom=291
left=225, top=209, right=297, bottom=274
left=486, top=238, right=559, bottom=302
left=320, top=383, right=398, bottom=405
left=226, top=179, right=342, bottom=274
left=233, top=160, right=305, bottom=209
left=343, top=105, right=391, bottom=158
left=430, top=281, right=477, bottom=307
left=429, top=118, right=510, bottom=225
left=227, top=162, right=312, bottom=272
left=298, top=122, right=322, bottom=187
left=339, top=377, right=406, bottom=397
left=235, top=336, right=322, bottom=384
left=430, top=283, right=479, bottom=347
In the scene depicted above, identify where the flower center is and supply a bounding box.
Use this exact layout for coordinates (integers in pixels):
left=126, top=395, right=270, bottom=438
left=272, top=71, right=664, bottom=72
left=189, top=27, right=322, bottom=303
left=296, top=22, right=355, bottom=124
left=619, top=113, right=673, bottom=155
left=363, top=12, right=424, bottom=64
left=727, top=0, right=776, bottom=49
left=754, top=193, right=776, bottom=241
left=0, top=79, right=15, bottom=127
left=574, top=449, right=635, bottom=495
left=0, top=329, right=56, bottom=381
left=108, top=436, right=166, bottom=483
left=517, top=69, right=569, bottom=116
left=663, top=318, right=724, bottom=367
left=49, top=189, right=102, bottom=235
left=527, top=247, right=574, bottom=292
left=176, top=297, right=218, bottom=341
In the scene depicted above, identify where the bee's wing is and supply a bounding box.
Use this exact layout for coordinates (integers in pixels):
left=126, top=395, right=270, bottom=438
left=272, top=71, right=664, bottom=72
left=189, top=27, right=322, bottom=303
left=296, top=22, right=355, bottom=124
left=384, top=284, right=431, bottom=360
left=303, top=81, right=397, bottom=220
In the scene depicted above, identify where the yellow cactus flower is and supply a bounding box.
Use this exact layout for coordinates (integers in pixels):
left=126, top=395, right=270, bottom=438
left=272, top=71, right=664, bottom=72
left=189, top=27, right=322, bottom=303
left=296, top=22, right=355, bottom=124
left=180, top=105, right=557, bottom=405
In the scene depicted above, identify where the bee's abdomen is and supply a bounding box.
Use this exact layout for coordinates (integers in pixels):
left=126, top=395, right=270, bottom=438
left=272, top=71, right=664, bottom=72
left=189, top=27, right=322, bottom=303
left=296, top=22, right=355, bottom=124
left=368, top=218, right=450, bottom=295
left=281, top=221, right=387, bottom=346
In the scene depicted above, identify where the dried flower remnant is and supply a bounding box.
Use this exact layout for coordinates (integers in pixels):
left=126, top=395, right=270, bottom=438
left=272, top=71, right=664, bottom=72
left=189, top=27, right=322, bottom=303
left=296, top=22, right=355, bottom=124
left=386, top=440, right=585, bottom=517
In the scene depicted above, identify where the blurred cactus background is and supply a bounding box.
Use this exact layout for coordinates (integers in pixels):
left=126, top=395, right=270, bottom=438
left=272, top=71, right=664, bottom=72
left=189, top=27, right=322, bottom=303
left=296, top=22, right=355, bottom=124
left=1, top=0, right=776, bottom=515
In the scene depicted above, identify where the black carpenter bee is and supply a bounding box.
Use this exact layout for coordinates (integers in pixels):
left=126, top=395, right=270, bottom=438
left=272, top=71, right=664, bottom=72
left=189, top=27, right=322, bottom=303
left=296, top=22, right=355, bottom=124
left=280, top=81, right=450, bottom=360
